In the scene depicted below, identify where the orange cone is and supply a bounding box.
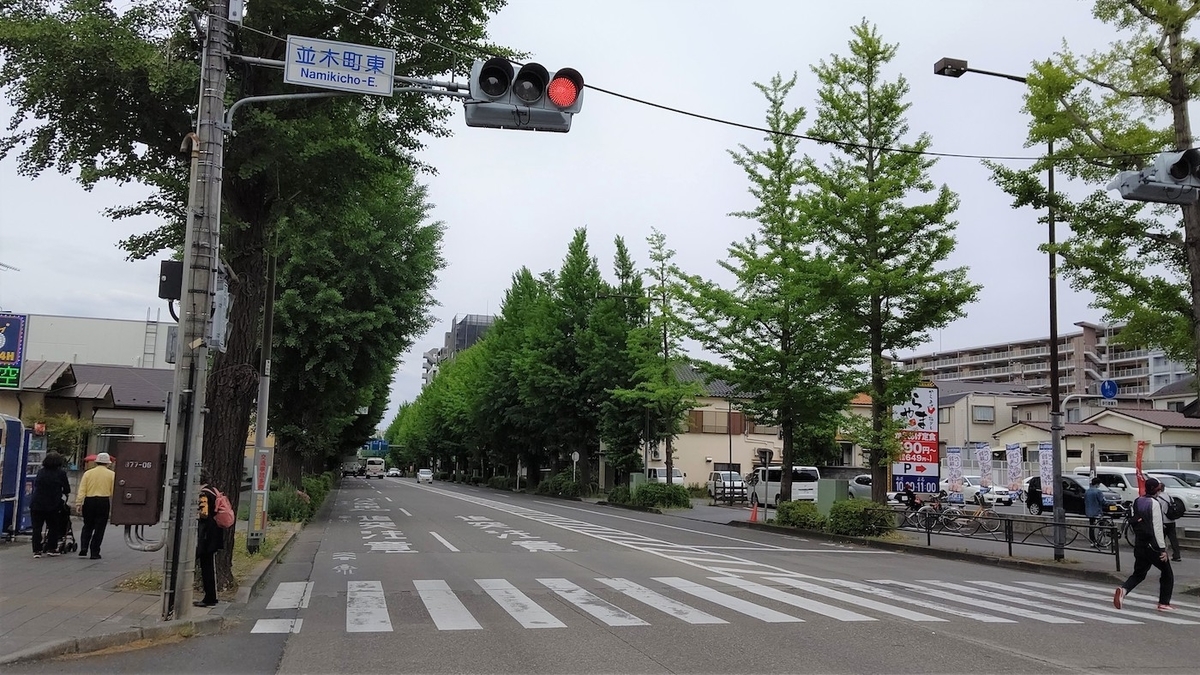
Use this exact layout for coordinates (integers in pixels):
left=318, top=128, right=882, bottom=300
left=750, top=503, right=758, bottom=523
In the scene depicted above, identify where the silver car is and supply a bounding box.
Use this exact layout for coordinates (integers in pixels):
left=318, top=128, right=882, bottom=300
left=848, top=474, right=873, bottom=499
left=417, top=469, right=434, bottom=484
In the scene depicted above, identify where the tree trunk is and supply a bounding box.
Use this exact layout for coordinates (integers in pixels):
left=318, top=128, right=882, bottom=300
left=869, top=296, right=889, bottom=503
left=664, top=434, right=674, bottom=485
left=1167, top=23, right=1200, bottom=406
left=272, top=441, right=304, bottom=487
left=780, top=417, right=794, bottom=503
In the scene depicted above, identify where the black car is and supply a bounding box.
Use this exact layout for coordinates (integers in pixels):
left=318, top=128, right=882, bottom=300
left=1026, top=475, right=1122, bottom=516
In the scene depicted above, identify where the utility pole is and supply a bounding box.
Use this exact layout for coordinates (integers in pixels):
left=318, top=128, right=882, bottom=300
left=161, top=0, right=230, bottom=621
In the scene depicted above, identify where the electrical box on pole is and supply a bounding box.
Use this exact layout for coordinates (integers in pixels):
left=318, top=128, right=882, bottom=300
left=464, top=57, right=584, bottom=133
left=1108, top=148, right=1200, bottom=205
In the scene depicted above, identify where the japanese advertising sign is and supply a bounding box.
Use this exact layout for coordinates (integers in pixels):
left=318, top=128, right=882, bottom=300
left=1038, top=441, right=1055, bottom=507
left=284, top=35, right=396, bottom=97
left=1006, top=444, right=1024, bottom=492
left=975, top=444, right=993, bottom=489
left=944, top=447, right=964, bottom=504
left=0, top=314, right=27, bottom=390
left=891, top=385, right=940, bottom=492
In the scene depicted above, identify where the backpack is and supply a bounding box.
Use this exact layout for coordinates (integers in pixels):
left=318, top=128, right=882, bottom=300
left=204, top=486, right=236, bottom=529
left=1130, top=496, right=1158, bottom=539
left=1165, top=495, right=1187, bottom=521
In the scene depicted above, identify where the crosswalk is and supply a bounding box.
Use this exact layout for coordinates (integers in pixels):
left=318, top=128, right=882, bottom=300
left=250, top=575, right=1200, bottom=634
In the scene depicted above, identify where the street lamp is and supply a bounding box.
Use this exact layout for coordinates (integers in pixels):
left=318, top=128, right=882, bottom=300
left=934, top=57, right=1066, bottom=560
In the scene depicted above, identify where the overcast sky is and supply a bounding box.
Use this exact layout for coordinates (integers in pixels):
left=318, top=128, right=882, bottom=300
left=0, top=1, right=1127, bottom=428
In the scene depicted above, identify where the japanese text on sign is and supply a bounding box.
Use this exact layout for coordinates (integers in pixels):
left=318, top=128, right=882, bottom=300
left=284, top=35, right=395, bottom=96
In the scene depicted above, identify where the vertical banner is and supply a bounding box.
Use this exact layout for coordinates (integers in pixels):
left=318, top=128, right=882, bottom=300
left=976, top=445, right=993, bottom=489
left=1089, top=443, right=1097, bottom=478
left=1038, top=441, right=1054, bottom=508
left=1135, top=440, right=1147, bottom=495
left=0, top=314, right=28, bottom=390
left=891, top=384, right=940, bottom=493
left=945, top=447, right=964, bottom=504
left=1006, top=444, right=1023, bottom=491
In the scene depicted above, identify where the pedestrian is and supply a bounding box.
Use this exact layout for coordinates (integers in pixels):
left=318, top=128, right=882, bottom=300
left=76, top=451, right=115, bottom=559
left=1153, top=483, right=1183, bottom=562
left=195, top=469, right=224, bottom=608
left=29, top=452, right=70, bottom=558
left=1114, top=477, right=1174, bottom=611
left=1084, top=476, right=1106, bottom=547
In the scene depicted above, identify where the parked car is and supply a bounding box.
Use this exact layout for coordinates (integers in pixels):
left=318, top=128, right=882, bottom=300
left=939, top=475, right=1012, bottom=506
left=646, top=467, right=686, bottom=484
left=1147, top=473, right=1200, bottom=516
left=1153, top=469, right=1200, bottom=489
left=417, top=468, right=434, bottom=484
left=848, top=474, right=873, bottom=499
left=746, top=465, right=820, bottom=506
left=386, top=468, right=401, bottom=477
left=706, top=471, right=747, bottom=501
left=1025, top=475, right=1123, bottom=516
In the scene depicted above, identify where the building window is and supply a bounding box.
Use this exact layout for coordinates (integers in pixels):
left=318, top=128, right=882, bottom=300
left=939, top=407, right=950, bottom=424
left=95, top=426, right=131, bottom=458
left=1067, top=449, right=1082, bottom=459
left=971, top=406, right=995, bottom=424
left=839, top=442, right=854, bottom=466
left=1168, top=401, right=1186, bottom=412
left=1012, top=407, right=1018, bottom=423
left=1192, top=448, right=1200, bottom=463
left=1066, top=408, right=1082, bottom=423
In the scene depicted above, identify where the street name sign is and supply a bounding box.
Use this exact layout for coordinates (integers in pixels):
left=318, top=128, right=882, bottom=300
left=284, top=35, right=395, bottom=97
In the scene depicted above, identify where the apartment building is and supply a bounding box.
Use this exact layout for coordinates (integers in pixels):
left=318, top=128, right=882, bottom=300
left=901, top=321, right=1190, bottom=399
left=420, top=314, right=495, bottom=387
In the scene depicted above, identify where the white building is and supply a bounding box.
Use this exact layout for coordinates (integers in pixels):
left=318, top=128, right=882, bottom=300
left=21, top=311, right=175, bottom=369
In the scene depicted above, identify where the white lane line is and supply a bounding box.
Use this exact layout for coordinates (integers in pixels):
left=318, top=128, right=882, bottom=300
left=346, top=581, right=393, bottom=633
left=807, top=576, right=1014, bottom=623
left=398, top=508, right=412, bottom=517
left=597, top=578, right=726, bottom=625
left=873, top=580, right=1080, bottom=624
left=477, top=579, right=566, bottom=629
left=251, top=619, right=303, bottom=634
left=414, top=580, right=481, bottom=630
left=926, top=580, right=1148, bottom=625
left=529, top=500, right=795, bottom=549
left=538, top=578, right=648, bottom=627
left=763, top=576, right=945, bottom=622
left=429, top=532, right=460, bottom=552
left=654, top=577, right=801, bottom=623
left=1054, top=582, right=1200, bottom=612
left=712, top=577, right=874, bottom=622
left=385, top=497, right=393, bottom=502
left=999, top=581, right=1198, bottom=625
left=266, top=581, right=313, bottom=610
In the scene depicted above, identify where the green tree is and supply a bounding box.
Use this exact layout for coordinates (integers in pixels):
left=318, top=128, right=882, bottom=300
left=802, top=22, right=980, bottom=500
left=680, top=73, right=862, bottom=503
left=989, top=0, right=1199, bottom=375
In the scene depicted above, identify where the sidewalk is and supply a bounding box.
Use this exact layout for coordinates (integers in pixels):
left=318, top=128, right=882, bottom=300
left=0, top=515, right=298, bottom=664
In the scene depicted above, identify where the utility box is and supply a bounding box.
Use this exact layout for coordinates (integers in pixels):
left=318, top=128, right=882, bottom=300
left=110, top=441, right=168, bottom=526
left=816, top=478, right=848, bottom=517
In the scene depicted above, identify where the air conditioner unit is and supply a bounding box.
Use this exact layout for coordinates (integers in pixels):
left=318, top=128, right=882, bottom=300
left=651, top=449, right=661, bottom=461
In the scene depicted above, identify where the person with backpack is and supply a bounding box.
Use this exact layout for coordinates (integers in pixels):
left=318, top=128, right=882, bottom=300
left=196, top=469, right=229, bottom=608
left=1152, top=480, right=1184, bottom=562
left=1114, top=477, right=1174, bottom=611
left=75, top=451, right=115, bottom=559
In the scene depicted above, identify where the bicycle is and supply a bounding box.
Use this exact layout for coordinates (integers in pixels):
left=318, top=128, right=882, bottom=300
left=1091, top=513, right=1119, bottom=550
left=914, top=493, right=964, bottom=533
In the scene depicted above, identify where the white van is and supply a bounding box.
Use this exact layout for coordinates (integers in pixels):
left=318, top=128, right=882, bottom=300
left=746, top=465, right=820, bottom=506
left=365, top=457, right=386, bottom=479
left=1071, top=467, right=1142, bottom=506
left=646, top=467, right=686, bottom=484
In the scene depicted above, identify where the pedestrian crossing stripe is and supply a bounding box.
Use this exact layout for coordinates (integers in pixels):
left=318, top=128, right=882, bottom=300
left=251, top=575, right=1200, bottom=634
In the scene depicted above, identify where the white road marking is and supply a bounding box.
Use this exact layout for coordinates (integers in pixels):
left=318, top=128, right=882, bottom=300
left=477, top=579, right=566, bottom=629
left=538, top=578, right=648, bottom=626
left=398, top=508, right=412, bottom=517
left=712, top=576, right=874, bottom=622
left=808, top=575, right=1014, bottom=623
left=251, top=619, right=303, bottom=634
left=530, top=500, right=795, bottom=548
left=763, top=576, right=945, bottom=622
left=1054, top=582, right=1200, bottom=613
left=266, top=581, right=313, bottom=610
left=925, top=580, right=1147, bottom=625
left=654, top=577, right=801, bottom=623
left=429, top=532, right=460, bottom=552
left=346, top=581, right=393, bottom=632
left=597, top=578, right=726, bottom=624
left=873, top=580, right=1080, bottom=624
left=1000, top=581, right=1199, bottom=624
left=385, top=497, right=393, bottom=502
left=415, top=579, right=481, bottom=630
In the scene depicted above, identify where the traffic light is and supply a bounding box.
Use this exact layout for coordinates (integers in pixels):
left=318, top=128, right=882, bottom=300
left=464, top=57, right=584, bottom=133
left=1108, top=148, right=1200, bottom=205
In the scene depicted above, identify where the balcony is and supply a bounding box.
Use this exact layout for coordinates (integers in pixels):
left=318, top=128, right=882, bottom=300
left=1110, top=367, right=1148, bottom=380
left=1109, top=349, right=1151, bottom=362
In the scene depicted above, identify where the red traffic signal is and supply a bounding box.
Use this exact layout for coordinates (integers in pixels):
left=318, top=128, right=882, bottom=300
left=465, top=58, right=585, bottom=132
left=547, top=68, right=584, bottom=109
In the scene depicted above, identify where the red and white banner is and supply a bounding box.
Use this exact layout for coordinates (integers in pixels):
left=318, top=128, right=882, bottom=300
left=1136, top=440, right=1147, bottom=495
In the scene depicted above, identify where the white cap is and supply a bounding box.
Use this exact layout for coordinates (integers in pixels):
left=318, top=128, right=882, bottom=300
left=95, top=452, right=112, bottom=465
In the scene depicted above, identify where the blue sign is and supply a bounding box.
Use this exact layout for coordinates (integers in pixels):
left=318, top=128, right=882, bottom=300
left=0, top=314, right=27, bottom=390
left=1100, top=379, right=1118, bottom=399
left=363, top=439, right=389, bottom=457
left=284, top=35, right=396, bottom=97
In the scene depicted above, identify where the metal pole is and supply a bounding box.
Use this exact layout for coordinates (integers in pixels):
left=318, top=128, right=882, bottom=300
left=727, top=398, right=733, bottom=506
left=160, top=1, right=230, bottom=620
left=1048, top=138, right=1066, bottom=561
left=246, top=251, right=276, bottom=554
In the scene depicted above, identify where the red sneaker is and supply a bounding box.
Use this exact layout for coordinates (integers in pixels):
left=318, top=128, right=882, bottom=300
left=1157, top=604, right=1176, bottom=611
left=1113, top=587, right=1125, bottom=609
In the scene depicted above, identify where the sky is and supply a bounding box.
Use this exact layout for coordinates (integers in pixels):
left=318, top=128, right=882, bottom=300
left=0, top=0, right=1131, bottom=430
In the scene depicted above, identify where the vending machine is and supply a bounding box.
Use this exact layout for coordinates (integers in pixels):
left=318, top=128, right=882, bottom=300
left=0, top=414, right=29, bottom=539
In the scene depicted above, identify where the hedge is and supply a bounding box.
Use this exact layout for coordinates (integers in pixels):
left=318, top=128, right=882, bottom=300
left=771, top=499, right=894, bottom=537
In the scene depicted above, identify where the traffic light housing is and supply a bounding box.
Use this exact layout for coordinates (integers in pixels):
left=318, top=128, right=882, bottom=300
left=1154, top=149, right=1200, bottom=184
left=1108, top=148, right=1200, bottom=205
left=464, top=57, right=584, bottom=133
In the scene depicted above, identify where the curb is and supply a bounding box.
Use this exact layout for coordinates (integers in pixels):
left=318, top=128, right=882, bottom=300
left=593, top=501, right=664, bottom=515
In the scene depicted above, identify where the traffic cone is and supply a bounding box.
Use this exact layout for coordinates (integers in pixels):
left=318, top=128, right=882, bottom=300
left=750, top=503, right=758, bottom=523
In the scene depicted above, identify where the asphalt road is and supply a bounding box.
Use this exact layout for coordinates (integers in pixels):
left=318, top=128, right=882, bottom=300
left=11, top=478, right=1199, bottom=674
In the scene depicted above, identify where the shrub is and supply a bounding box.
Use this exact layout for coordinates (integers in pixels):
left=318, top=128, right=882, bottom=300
left=535, top=471, right=582, bottom=498
left=775, top=500, right=827, bottom=530
left=632, top=483, right=692, bottom=509
left=686, top=482, right=709, bottom=498
left=606, top=485, right=631, bottom=505
left=487, top=476, right=513, bottom=490
left=268, top=481, right=311, bottom=522
left=825, top=499, right=895, bottom=537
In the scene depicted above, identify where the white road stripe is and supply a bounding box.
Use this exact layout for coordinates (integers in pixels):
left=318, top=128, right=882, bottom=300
left=597, top=578, right=727, bottom=625
left=346, top=581, right=393, bottom=633
left=1054, top=582, right=1200, bottom=613
left=429, top=532, right=460, bottom=552
left=872, top=580, right=1080, bottom=624
left=251, top=618, right=303, bottom=634
left=266, top=581, right=313, bottom=610
left=807, top=576, right=1013, bottom=623
left=537, top=578, right=648, bottom=626
left=940, top=581, right=1142, bottom=625
left=414, top=580, right=481, bottom=630
left=477, top=579, right=566, bottom=629
left=398, top=508, right=412, bottom=517
left=1004, top=581, right=1200, bottom=624
left=654, top=577, right=801, bottom=623
left=713, top=577, right=874, bottom=622
left=385, top=497, right=393, bottom=502
left=764, top=576, right=945, bottom=622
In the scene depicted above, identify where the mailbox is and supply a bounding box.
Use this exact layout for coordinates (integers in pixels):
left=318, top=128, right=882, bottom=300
left=110, top=441, right=167, bottom=526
